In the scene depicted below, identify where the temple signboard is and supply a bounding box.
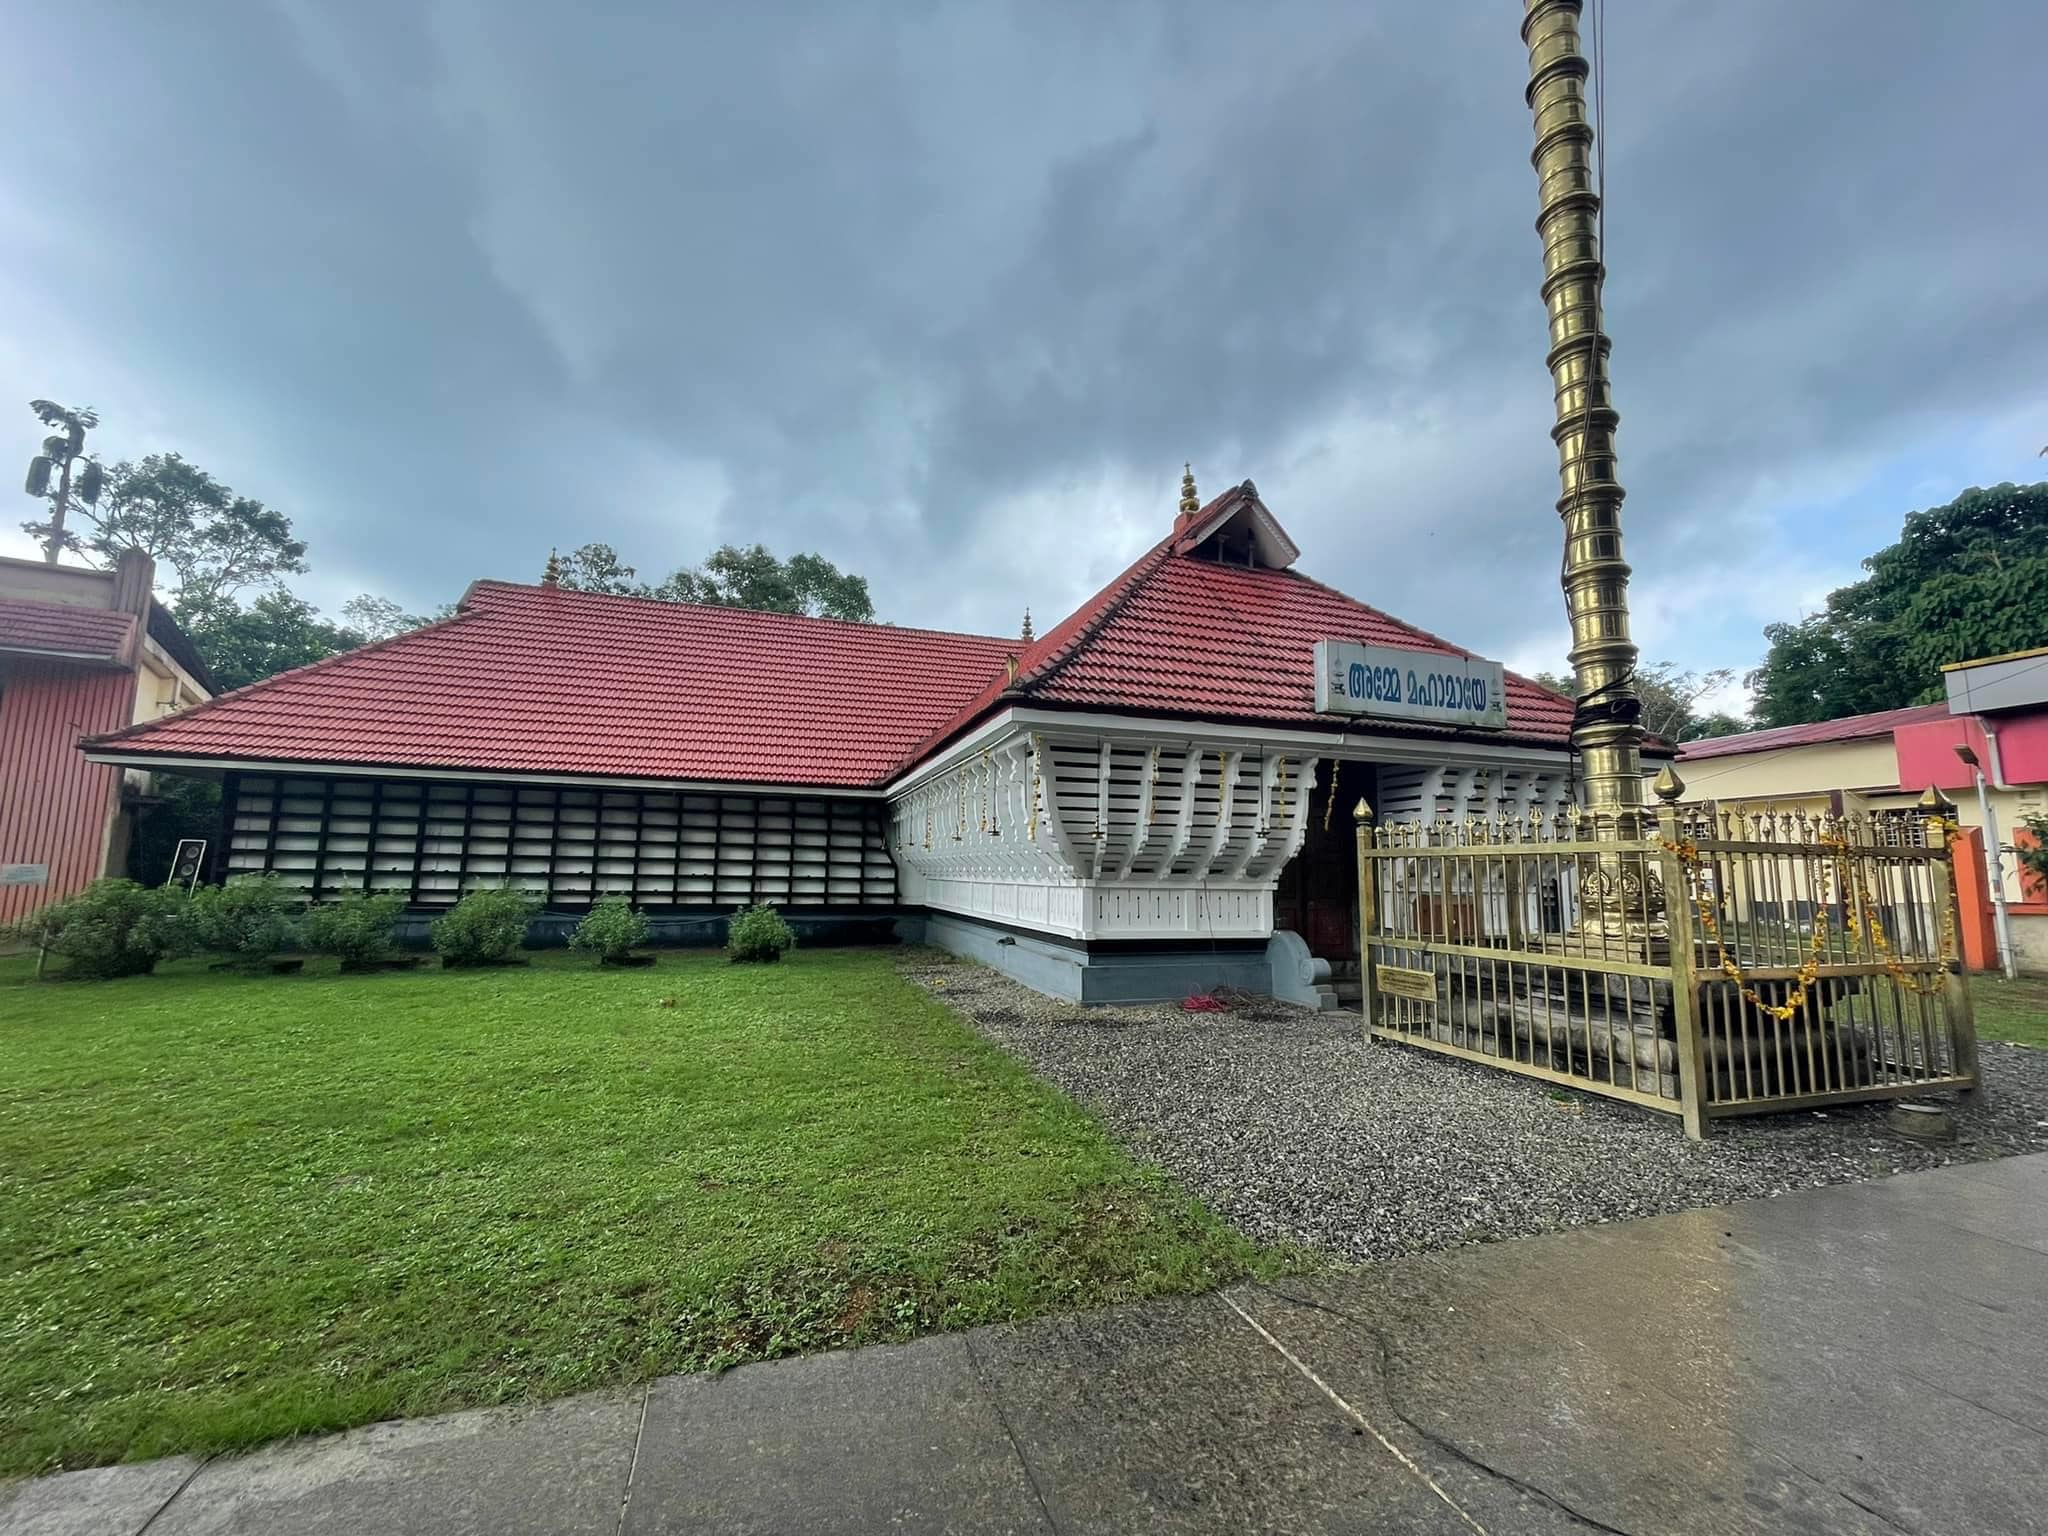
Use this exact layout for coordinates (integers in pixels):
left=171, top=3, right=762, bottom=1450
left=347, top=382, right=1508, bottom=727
left=1313, top=640, right=1508, bottom=730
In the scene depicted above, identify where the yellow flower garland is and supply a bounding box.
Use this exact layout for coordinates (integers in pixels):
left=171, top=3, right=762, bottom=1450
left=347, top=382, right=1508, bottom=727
left=1662, top=817, right=1966, bottom=1021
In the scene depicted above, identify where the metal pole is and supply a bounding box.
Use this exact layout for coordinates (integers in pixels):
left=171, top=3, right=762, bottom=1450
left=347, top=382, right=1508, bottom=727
left=1972, top=766, right=2017, bottom=980
left=44, top=451, right=73, bottom=564
left=1354, top=796, right=1377, bottom=1030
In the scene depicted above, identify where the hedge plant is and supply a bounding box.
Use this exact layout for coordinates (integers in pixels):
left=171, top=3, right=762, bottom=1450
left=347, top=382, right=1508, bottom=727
left=726, top=904, right=794, bottom=963
left=431, top=887, right=538, bottom=966
left=570, top=897, right=650, bottom=964
left=190, top=874, right=297, bottom=966
left=300, top=891, right=405, bottom=965
left=7, top=879, right=193, bottom=979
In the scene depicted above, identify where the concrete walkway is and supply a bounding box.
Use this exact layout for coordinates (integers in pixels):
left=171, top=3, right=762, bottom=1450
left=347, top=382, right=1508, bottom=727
left=9, top=1154, right=2048, bottom=1536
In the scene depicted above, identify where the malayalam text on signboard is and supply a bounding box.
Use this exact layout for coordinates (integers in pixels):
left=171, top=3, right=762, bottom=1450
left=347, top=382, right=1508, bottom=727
left=1313, top=639, right=1508, bottom=730
left=1374, top=964, right=1439, bottom=1003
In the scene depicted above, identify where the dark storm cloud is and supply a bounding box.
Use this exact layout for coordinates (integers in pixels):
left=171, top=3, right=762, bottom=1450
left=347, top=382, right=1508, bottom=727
left=2, top=2, right=2042, bottom=680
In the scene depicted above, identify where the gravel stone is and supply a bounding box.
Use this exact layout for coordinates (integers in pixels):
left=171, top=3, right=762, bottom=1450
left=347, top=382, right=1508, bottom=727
left=899, top=949, right=2048, bottom=1264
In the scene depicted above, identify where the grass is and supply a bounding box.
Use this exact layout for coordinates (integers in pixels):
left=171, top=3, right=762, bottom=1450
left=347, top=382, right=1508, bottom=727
left=1972, top=973, right=2048, bottom=1049
left=0, top=946, right=1283, bottom=1477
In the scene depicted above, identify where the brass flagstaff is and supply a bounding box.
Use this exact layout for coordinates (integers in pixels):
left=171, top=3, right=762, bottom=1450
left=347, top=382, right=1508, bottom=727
left=1523, top=0, right=1662, bottom=945
left=1523, top=0, right=1644, bottom=829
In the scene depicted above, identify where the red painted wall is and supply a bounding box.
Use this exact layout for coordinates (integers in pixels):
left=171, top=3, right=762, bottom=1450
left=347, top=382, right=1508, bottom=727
left=0, top=662, right=134, bottom=924
left=1894, top=716, right=1990, bottom=792
left=1985, top=711, right=2048, bottom=787
left=1896, top=707, right=2048, bottom=792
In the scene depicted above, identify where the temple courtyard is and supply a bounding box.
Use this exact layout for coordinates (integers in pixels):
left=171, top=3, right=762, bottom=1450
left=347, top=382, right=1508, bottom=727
left=5, top=947, right=2047, bottom=1528
left=9, top=1156, right=2048, bottom=1534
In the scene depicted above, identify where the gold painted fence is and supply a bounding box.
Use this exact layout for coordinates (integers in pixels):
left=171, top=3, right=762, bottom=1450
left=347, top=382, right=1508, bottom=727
left=1353, top=796, right=1977, bottom=1138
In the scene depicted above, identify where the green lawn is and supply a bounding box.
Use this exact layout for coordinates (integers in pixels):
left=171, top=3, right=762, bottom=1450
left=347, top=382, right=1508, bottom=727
left=1973, top=973, right=2048, bottom=1049
left=0, top=947, right=1279, bottom=1477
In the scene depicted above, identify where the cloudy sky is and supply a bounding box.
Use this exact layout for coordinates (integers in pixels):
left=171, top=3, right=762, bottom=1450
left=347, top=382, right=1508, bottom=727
left=3, top=2, right=2043, bottom=705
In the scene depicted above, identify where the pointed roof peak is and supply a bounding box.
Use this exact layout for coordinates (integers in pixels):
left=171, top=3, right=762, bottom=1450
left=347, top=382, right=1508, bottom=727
left=1020, top=607, right=1034, bottom=643
left=1179, top=463, right=1199, bottom=516
left=541, top=548, right=564, bottom=587
left=1170, top=477, right=1298, bottom=569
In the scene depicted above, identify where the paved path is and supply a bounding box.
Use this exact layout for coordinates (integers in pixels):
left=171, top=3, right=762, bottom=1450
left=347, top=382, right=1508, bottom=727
left=9, top=1153, right=2048, bottom=1535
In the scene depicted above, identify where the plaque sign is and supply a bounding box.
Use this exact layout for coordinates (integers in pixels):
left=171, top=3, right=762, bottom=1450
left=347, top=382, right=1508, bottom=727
left=1374, top=964, right=1439, bottom=1004
left=1313, top=639, right=1508, bottom=730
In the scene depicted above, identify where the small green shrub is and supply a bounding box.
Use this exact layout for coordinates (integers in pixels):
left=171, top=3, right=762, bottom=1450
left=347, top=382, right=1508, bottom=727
left=726, top=904, right=795, bottom=964
left=431, top=886, right=538, bottom=965
left=300, top=891, right=405, bottom=964
left=8, top=879, right=194, bottom=979
left=571, top=897, right=650, bottom=963
left=190, top=874, right=297, bottom=964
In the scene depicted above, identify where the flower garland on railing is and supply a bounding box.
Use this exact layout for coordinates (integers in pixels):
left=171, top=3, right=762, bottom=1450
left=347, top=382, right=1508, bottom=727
left=1323, top=759, right=1342, bottom=833
left=1663, top=834, right=1830, bottom=1022
left=1660, top=815, right=1968, bottom=1020
left=1836, top=824, right=1963, bottom=997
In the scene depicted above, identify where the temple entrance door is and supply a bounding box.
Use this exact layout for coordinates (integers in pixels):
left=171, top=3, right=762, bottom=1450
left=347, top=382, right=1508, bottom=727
left=1274, top=761, right=1375, bottom=962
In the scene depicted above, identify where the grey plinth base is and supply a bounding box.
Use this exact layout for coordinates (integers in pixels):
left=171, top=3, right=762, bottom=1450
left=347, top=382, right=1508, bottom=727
left=920, top=915, right=1277, bottom=1005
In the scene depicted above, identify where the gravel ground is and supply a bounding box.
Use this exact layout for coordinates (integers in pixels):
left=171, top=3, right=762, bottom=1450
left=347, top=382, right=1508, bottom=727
left=898, top=949, right=2048, bottom=1264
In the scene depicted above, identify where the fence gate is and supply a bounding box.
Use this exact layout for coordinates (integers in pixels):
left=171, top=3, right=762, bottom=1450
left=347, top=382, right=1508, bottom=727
left=1355, top=796, right=1978, bottom=1137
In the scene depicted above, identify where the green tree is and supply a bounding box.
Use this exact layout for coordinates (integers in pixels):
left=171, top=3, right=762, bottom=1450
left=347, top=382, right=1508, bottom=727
left=1533, top=660, right=1746, bottom=744
left=190, top=591, right=360, bottom=692
left=33, top=452, right=310, bottom=630
left=558, top=540, right=876, bottom=622
left=556, top=542, right=645, bottom=596
left=1747, top=482, right=2048, bottom=727
left=659, top=545, right=874, bottom=622
left=339, top=594, right=431, bottom=639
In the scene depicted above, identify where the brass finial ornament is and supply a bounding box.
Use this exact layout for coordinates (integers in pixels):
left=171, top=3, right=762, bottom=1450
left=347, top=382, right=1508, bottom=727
left=541, top=548, right=564, bottom=587
left=1020, top=608, right=1034, bottom=644
left=1917, top=784, right=1957, bottom=817
left=1651, top=764, right=1685, bottom=803
left=1179, top=463, right=1199, bottom=516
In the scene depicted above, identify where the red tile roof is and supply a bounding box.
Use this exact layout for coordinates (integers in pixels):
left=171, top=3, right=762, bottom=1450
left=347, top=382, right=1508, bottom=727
left=0, top=599, right=135, bottom=663
left=1677, top=702, right=1952, bottom=762
left=88, top=583, right=1019, bottom=788
left=911, top=495, right=1576, bottom=760
left=90, top=488, right=1581, bottom=788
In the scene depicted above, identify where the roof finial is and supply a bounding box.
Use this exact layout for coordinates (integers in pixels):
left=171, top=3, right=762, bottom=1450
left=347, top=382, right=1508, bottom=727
left=1179, top=463, right=1199, bottom=516
left=541, top=548, right=563, bottom=588
left=1020, top=608, right=1034, bottom=644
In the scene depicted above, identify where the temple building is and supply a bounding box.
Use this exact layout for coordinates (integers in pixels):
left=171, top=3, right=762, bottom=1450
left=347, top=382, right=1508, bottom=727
left=83, top=477, right=1595, bottom=1002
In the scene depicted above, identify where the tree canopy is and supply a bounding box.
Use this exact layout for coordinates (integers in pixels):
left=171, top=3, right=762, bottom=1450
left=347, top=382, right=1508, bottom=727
left=1746, top=482, right=2048, bottom=728
left=28, top=452, right=311, bottom=631
left=556, top=541, right=875, bottom=622
left=1532, top=661, right=1747, bottom=745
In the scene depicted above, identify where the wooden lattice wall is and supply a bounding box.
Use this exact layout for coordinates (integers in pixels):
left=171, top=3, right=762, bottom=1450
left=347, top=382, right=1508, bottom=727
left=222, top=772, right=896, bottom=909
